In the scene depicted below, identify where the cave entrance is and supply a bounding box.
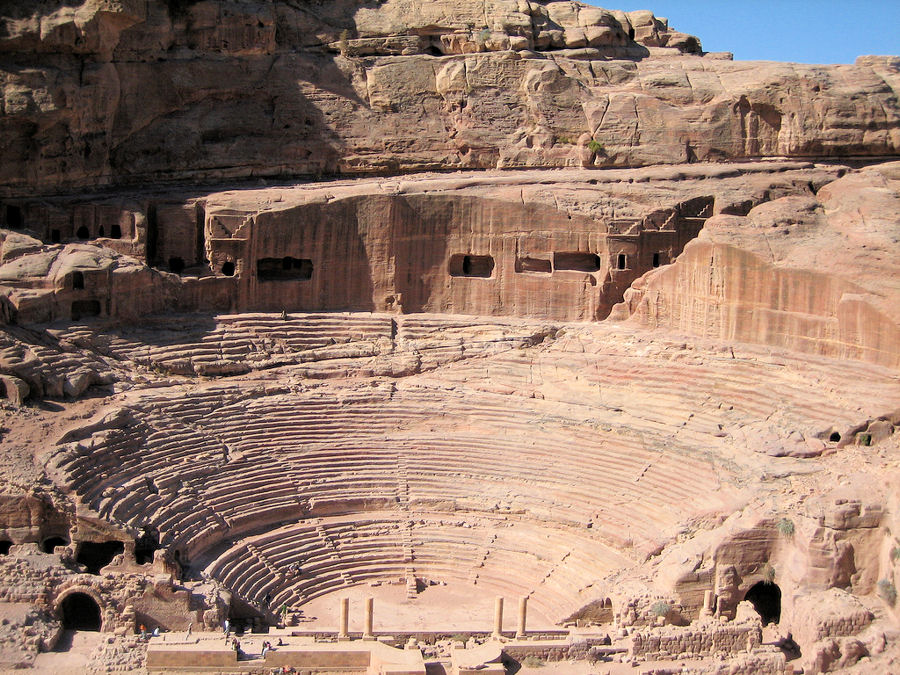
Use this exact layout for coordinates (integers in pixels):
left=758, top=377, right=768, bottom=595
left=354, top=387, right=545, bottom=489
left=5, top=205, right=23, bottom=229
left=168, top=257, right=185, bottom=274
left=71, top=300, right=101, bottom=321
left=0, top=541, right=11, bottom=554
left=76, top=541, right=125, bottom=575
left=553, top=252, right=602, bottom=273
left=744, top=581, right=781, bottom=625
left=41, top=536, right=69, bottom=554
left=135, top=526, right=160, bottom=565
left=59, top=593, right=102, bottom=631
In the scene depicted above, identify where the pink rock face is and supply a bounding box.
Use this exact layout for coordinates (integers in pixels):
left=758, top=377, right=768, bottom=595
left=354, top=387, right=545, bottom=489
left=205, top=190, right=704, bottom=320
left=0, top=243, right=175, bottom=324
left=5, top=161, right=867, bottom=326
left=1, top=4, right=900, bottom=673
left=0, top=1, right=898, bottom=195
left=618, top=163, right=900, bottom=368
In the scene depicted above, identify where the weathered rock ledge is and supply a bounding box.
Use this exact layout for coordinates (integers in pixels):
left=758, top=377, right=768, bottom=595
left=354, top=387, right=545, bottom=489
left=1, top=1, right=899, bottom=196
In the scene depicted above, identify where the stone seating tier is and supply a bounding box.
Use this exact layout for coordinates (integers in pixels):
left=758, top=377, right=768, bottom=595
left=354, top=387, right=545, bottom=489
left=200, top=513, right=625, bottom=623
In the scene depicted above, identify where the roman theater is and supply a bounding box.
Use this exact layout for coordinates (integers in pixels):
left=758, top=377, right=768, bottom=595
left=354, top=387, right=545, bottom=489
left=0, top=1, right=898, bottom=673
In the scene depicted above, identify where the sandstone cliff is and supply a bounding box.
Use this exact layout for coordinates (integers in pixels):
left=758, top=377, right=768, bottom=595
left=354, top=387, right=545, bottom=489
left=0, top=4, right=899, bottom=671
left=616, top=162, right=900, bottom=368
left=1, top=1, right=898, bottom=196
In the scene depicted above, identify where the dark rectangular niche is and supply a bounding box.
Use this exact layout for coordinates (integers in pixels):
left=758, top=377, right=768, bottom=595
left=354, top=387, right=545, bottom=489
left=71, top=299, right=101, bottom=320
left=554, top=252, right=602, bottom=272
left=257, top=257, right=313, bottom=281
left=449, top=254, right=494, bottom=278
left=4, top=205, right=23, bottom=229
left=516, top=257, right=552, bottom=274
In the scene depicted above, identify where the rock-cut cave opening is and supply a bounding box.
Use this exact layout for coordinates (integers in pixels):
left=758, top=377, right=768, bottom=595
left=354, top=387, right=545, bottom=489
left=59, top=593, right=102, bottom=631
left=744, top=581, right=781, bottom=625
left=76, top=541, right=125, bottom=575
left=41, top=536, right=69, bottom=554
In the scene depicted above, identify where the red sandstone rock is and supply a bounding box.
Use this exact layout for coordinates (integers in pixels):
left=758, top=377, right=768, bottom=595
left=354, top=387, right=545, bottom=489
left=0, top=2, right=898, bottom=195
left=0, top=2, right=898, bottom=673
left=616, top=162, right=900, bottom=368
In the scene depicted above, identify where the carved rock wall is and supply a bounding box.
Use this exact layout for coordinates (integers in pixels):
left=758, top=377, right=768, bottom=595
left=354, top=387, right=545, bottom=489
left=228, top=193, right=684, bottom=320
left=617, top=164, right=900, bottom=368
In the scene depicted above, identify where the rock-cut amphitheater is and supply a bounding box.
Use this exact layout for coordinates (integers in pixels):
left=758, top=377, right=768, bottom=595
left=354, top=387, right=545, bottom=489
left=0, top=1, right=899, bottom=673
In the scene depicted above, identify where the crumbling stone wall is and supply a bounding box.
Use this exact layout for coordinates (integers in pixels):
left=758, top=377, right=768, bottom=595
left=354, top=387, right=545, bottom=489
left=0, top=550, right=209, bottom=635
left=640, top=650, right=786, bottom=675
left=630, top=616, right=762, bottom=660
left=791, top=589, right=874, bottom=654
left=503, top=638, right=611, bottom=662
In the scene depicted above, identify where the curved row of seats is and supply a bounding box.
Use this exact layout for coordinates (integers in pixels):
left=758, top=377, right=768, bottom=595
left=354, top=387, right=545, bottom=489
left=201, top=513, right=626, bottom=624
left=53, top=312, right=543, bottom=378
left=48, top=313, right=900, bottom=625
left=57, top=313, right=395, bottom=375
left=52, top=375, right=732, bottom=561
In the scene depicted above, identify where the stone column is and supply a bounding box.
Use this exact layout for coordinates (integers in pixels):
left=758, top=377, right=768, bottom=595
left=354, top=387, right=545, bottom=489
left=339, top=597, right=349, bottom=639
left=493, top=596, right=504, bottom=637
left=516, top=596, right=527, bottom=638
left=364, top=597, right=374, bottom=638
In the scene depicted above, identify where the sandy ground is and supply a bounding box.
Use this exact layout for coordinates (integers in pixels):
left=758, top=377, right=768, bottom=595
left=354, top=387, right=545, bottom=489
left=30, top=631, right=105, bottom=674
left=299, top=581, right=557, bottom=633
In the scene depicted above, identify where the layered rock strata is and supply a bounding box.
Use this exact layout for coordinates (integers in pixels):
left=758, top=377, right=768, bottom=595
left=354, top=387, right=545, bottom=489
left=0, top=1, right=898, bottom=673
left=1, top=1, right=898, bottom=196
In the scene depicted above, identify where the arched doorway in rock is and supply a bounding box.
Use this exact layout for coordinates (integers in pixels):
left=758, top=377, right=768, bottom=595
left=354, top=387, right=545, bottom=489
left=744, top=581, right=781, bottom=625
left=59, top=592, right=102, bottom=631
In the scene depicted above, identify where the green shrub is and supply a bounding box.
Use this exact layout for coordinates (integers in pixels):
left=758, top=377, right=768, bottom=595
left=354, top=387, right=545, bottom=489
left=339, top=29, right=351, bottom=56
left=761, top=563, right=776, bottom=584
left=587, top=139, right=604, bottom=154
left=776, top=518, right=795, bottom=537
left=877, top=579, right=897, bottom=605
left=449, top=633, right=470, bottom=643
left=891, top=545, right=900, bottom=562
left=521, top=655, right=545, bottom=668
left=650, top=600, right=671, bottom=617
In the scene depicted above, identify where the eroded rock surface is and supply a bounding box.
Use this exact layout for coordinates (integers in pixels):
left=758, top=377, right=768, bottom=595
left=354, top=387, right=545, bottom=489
left=1, top=1, right=898, bottom=195
left=0, top=2, right=898, bottom=674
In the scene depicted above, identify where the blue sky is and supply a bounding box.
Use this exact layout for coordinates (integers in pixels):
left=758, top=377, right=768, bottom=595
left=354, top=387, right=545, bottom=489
left=588, top=1, right=900, bottom=64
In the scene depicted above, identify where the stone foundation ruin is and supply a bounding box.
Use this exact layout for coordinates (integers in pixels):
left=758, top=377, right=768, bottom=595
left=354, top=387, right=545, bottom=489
left=1, top=1, right=899, bottom=673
